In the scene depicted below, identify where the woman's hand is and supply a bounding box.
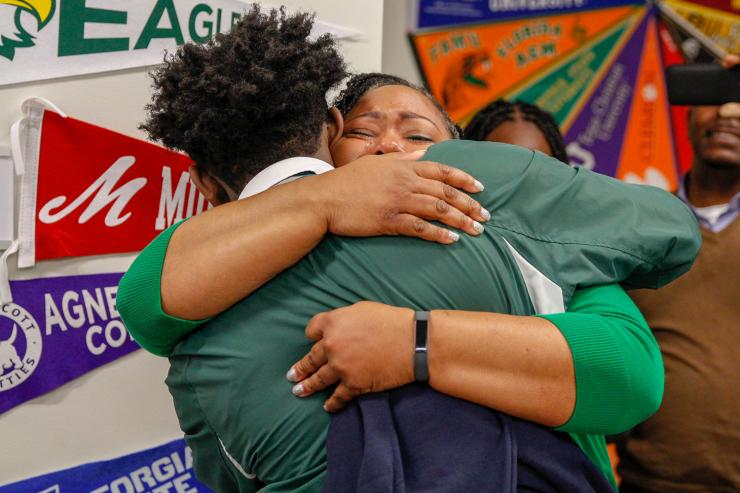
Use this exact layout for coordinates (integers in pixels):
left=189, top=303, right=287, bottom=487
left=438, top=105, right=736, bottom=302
left=287, top=301, right=578, bottom=426
left=287, top=301, right=416, bottom=412
left=315, top=151, right=490, bottom=244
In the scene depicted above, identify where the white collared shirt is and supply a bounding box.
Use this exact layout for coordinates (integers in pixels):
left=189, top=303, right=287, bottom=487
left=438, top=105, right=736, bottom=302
left=239, top=157, right=335, bottom=199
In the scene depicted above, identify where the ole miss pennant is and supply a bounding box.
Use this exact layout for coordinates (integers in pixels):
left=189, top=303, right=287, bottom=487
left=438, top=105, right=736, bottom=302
left=13, top=99, right=208, bottom=269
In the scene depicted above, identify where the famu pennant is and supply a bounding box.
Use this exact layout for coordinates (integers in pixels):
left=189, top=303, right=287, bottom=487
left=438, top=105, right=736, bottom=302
left=12, top=99, right=207, bottom=269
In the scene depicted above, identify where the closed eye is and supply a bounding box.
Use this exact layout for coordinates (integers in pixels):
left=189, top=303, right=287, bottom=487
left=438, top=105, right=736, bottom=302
left=345, top=128, right=374, bottom=138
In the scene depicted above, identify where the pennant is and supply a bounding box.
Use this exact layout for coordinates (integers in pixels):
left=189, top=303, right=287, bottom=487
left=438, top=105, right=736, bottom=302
left=554, top=10, right=648, bottom=175
left=413, top=0, right=641, bottom=29
left=664, top=0, right=740, bottom=55
left=410, top=4, right=640, bottom=121
left=681, top=0, right=740, bottom=15
left=510, top=9, right=641, bottom=134
left=617, top=16, right=679, bottom=190
left=657, top=18, right=694, bottom=175
left=0, top=439, right=214, bottom=493
left=0, top=273, right=137, bottom=414
left=12, top=99, right=206, bottom=270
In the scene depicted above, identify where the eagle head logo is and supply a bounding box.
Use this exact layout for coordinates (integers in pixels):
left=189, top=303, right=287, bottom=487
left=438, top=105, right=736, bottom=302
left=0, top=0, right=55, bottom=60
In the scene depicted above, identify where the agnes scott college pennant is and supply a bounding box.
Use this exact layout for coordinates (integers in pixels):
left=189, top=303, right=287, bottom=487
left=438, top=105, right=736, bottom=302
left=0, top=272, right=137, bottom=415
left=0, top=439, right=214, bottom=493
left=12, top=99, right=207, bottom=269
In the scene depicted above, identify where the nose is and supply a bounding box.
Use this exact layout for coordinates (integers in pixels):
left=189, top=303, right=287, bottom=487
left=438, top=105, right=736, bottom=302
left=373, top=137, right=404, bottom=155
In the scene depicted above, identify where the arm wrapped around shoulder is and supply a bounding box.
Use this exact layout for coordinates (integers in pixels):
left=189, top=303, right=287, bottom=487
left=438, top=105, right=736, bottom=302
left=422, top=141, right=702, bottom=297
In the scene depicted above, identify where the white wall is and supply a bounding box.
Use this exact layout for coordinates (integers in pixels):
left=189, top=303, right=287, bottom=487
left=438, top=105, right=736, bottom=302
left=0, top=0, right=383, bottom=485
left=381, top=0, right=423, bottom=85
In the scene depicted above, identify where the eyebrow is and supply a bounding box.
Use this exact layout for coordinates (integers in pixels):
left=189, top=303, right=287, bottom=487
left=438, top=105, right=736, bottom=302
left=354, top=110, right=441, bottom=130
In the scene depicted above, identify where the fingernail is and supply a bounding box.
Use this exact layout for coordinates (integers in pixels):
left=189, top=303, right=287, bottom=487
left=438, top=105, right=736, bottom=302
left=292, top=383, right=304, bottom=396
left=474, top=180, right=484, bottom=192
left=286, top=367, right=298, bottom=382
left=472, top=221, right=484, bottom=234
left=448, top=231, right=460, bottom=242
left=480, top=208, right=491, bottom=222
left=323, top=404, right=329, bottom=412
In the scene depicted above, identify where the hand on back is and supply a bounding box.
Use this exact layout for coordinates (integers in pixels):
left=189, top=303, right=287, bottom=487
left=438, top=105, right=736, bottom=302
left=315, top=151, right=490, bottom=244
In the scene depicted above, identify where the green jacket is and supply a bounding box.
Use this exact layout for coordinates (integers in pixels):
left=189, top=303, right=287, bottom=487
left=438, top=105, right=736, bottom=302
left=119, top=141, right=701, bottom=492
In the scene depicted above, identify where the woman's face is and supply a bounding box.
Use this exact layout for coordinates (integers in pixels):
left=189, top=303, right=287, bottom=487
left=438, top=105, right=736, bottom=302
left=331, top=85, right=452, bottom=166
left=484, top=115, right=553, bottom=157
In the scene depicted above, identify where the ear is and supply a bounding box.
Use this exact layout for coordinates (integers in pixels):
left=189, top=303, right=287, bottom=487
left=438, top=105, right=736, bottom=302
left=189, top=165, right=225, bottom=206
left=327, top=107, right=344, bottom=147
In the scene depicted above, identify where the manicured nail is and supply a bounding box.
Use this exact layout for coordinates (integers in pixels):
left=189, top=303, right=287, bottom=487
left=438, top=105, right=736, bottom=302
left=480, top=208, right=491, bottom=222
left=292, top=383, right=304, bottom=396
left=323, top=404, right=329, bottom=412
left=472, top=221, right=484, bottom=234
left=286, top=367, right=298, bottom=382
left=448, top=231, right=460, bottom=242
left=474, top=180, right=484, bottom=192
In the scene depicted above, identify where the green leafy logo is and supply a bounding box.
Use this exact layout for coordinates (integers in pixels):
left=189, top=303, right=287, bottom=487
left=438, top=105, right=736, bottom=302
left=0, top=0, right=55, bottom=60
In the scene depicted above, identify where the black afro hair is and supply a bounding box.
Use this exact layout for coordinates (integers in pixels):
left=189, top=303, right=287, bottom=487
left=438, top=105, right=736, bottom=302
left=141, top=5, right=347, bottom=191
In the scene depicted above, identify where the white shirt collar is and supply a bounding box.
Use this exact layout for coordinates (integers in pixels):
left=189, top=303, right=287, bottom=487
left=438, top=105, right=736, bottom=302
left=239, top=157, right=335, bottom=199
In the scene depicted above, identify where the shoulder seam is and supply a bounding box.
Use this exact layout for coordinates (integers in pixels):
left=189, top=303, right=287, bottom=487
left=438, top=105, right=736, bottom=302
left=491, top=224, right=657, bottom=267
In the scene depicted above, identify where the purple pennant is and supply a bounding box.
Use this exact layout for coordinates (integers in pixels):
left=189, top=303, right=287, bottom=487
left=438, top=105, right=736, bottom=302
left=0, top=273, right=139, bottom=414
left=564, top=11, right=649, bottom=177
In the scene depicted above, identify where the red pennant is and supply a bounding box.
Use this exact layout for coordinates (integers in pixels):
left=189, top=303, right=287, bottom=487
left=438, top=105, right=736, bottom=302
left=18, top=105, right=207, bottom=266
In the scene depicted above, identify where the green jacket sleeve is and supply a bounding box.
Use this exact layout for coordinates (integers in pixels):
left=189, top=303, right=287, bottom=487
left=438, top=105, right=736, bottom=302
left=118, top=221, right=210, bottom=356
left=540, top=283, right=664, bottom=435
left=423, top=141, right=702, bottom=301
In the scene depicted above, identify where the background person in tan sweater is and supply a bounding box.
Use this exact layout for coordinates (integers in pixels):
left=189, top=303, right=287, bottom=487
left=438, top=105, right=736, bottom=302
left=617, top=55, right=740, bottom=493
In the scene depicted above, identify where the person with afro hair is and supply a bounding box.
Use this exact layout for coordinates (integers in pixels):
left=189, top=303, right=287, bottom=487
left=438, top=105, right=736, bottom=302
left=119, top=6, right=701, bottom=492
left=140, top=6, right=345, bottom=199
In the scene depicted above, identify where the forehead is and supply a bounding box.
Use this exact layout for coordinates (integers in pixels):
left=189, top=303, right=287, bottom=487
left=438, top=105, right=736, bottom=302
left=485, top=117, right=552, bottom=155
left=348, top=85, right=445, bottom=122
left=486, top=117, right=543, bottom=140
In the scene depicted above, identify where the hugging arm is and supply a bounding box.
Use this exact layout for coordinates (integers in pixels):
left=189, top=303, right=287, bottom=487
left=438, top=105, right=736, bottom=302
left=121, top=141, right=701, bottom=357
left=291, top=284, right=663, bottom=433
left=118, top=153, right=486, bottom=355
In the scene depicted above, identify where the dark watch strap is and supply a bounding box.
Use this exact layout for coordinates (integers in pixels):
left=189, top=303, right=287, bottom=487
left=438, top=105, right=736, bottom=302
left=414, top=311, right=430, bottom=382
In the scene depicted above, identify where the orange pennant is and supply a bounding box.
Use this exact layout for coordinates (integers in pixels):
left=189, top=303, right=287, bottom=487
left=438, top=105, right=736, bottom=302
left=410, top=5, right=639, bottom=121
left=617, top=17, right=679, bottom=191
